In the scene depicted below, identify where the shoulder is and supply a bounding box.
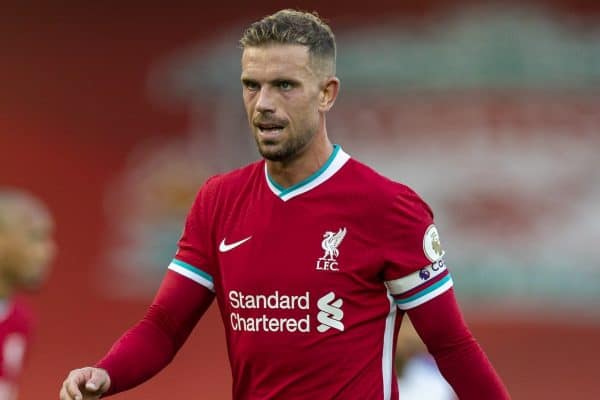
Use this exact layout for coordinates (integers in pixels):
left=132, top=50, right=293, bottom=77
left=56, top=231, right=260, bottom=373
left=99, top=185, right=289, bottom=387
left=344, top=158, right=433, bottom=219
left=192, top=161, right=263, bottom=203
left=210, top=161, right=262, bottom=186
left=0, top=299, right=34, bottom=338
left=0, top=299, right=32, bottom=382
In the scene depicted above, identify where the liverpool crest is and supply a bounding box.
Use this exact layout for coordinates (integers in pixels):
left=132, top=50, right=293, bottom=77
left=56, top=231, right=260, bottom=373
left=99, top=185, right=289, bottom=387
left=316, top=227, right=347, bottom=271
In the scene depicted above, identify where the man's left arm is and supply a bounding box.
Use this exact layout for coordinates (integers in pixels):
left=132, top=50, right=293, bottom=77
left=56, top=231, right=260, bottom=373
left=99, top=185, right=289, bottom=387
left=383, top=187, right=510, bottom=398
left=407, top=288, right=510, bottom=399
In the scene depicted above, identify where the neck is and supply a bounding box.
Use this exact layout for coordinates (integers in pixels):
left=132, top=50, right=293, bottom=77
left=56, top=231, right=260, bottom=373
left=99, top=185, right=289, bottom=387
left=266, top=134, right=334, bottom=189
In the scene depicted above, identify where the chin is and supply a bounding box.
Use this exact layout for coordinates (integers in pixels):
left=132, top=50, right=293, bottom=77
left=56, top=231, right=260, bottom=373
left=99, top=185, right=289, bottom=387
left=19, top=279, right=43, bottom=292
left=19, top=270, right=47, bottom=291
left=259, top=146, right=292, bottom=162
left=256, top=141, right=282, bottom=160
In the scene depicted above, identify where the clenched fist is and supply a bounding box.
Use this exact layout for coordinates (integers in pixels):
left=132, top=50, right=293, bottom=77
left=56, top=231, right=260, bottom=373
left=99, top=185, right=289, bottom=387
left=59, top=367, right=110, bottom=400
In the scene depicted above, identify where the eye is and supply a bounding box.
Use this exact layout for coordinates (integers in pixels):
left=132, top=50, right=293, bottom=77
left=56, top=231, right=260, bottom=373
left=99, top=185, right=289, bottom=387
left=243, top=80, right=259, bottom=91
left=277, top=81, right=293, bottom=91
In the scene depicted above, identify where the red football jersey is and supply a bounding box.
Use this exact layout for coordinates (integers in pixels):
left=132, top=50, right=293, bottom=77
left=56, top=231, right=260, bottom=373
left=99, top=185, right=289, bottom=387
left=0, top=299, right=32, bottom=385
left=173, top=145, right=452, bottom=399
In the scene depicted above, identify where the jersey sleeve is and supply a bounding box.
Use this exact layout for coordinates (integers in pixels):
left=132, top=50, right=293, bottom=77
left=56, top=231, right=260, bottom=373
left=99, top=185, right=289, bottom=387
left=168, top=176, right=220, bottom=292
left=408, top=289, right=511, bottom=399
left=382, top=186, right=453, bottom=310
left=96, top=270, right=215, bottom=396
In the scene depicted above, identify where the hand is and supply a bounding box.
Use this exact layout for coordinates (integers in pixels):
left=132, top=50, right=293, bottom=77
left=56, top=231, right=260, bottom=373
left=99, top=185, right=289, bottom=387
left=59, top=367, right=110, bottom=400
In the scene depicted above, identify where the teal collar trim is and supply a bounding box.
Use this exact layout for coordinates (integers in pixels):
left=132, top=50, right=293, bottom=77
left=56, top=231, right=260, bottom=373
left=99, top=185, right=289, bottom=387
left=264, top=145, right=350, bottom=202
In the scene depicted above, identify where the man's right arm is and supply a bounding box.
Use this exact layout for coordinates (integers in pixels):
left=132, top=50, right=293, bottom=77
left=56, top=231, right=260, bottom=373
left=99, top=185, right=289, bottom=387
left=59, top=270, right=214, bottom=399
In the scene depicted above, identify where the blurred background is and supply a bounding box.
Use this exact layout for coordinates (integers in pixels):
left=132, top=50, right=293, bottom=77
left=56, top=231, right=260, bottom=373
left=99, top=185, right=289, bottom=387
left=2, top=0, right=599, bottom=398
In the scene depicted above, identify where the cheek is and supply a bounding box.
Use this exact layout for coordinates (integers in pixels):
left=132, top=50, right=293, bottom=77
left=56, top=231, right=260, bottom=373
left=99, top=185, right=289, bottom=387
left=301, top=93, right=321, bottom=118
left=243, top=93, right=255, bottom=110
left=302, top=100, right=321, bottom=126
left=0, top=237, right=27, bottom=266
left=32, top=240, right=55, bottom=265
left=290, top=97, right=317, bottom=121
left=16, top=243, right=52, bottom=282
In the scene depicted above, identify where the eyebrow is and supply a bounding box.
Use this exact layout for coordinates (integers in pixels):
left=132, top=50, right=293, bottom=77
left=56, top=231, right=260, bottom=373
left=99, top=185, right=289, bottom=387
left=241, top=77, right=257, bottom=85
left=241, top=77, right=301, bottom=85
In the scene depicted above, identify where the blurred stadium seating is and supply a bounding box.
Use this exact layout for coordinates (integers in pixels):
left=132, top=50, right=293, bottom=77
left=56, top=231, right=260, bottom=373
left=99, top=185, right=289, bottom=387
left=1, top=1, right=598, bottom=398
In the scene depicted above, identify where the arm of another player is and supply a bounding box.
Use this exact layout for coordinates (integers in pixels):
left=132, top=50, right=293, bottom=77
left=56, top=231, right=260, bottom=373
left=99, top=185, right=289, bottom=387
left=0, top=380, right=18, bottom=400
left=59, top=270, right=215, bottom=399
left=407, top=288, right=510, bottom=399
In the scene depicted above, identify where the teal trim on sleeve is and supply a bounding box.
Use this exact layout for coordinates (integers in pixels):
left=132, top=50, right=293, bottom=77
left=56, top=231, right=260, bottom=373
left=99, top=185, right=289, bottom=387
left=172, top=258, right=214, bottom=283
left=395, top=274, right=452, bottom=305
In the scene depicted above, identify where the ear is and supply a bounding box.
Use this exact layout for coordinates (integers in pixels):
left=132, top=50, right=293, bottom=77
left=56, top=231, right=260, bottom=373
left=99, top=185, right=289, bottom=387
left=318, top=77, right=340, bottom=112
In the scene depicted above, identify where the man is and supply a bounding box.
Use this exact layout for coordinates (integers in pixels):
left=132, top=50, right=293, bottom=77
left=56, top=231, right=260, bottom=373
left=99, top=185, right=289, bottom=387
left=60, top=9, right=510, bottom=399
left=0, top=189, right=55, bottom=399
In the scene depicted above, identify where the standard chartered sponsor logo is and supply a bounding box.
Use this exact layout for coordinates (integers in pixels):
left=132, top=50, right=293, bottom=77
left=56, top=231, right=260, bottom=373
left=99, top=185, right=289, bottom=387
left=229, top=290, right=309, bottom=310
left=317, top=291, right=344, bottom=332
left=228, top=290, right=345, bottom=334
left=229, top=290, right=310, bottom=333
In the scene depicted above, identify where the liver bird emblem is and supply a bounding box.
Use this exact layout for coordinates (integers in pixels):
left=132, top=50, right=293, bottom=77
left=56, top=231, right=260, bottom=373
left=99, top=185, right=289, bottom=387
left=321, top=227, right=347, bottom=260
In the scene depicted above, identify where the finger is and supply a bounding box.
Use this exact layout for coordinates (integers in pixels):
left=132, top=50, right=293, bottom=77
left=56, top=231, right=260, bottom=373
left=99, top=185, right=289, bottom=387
left=65, top=370, right=87, bottom=400
left=60, top=385, right=81, bottom=400
left=85, top=380, right=99, bottom=392
left=60, top=385, right=83, bottom=400
left=59, top=385, right=72, bottom=400
left=85, top=369, right=109, bottom=393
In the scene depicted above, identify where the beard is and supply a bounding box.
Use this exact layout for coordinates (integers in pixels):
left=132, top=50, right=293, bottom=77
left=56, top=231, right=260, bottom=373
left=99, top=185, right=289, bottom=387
left=255, top=126, right=316, bottom=162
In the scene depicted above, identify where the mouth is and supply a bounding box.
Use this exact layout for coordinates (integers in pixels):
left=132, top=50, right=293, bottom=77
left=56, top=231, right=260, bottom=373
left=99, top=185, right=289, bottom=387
left=255, top=122, right=286, bottom=138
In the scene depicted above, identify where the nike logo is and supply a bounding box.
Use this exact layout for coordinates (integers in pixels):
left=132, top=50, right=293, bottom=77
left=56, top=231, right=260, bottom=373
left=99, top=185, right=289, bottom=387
left=219, top=236, right=252, bottom=252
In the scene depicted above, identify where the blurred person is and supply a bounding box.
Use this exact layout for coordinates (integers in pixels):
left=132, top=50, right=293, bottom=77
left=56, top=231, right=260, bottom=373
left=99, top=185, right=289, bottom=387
left=0, top=189, right=54, bottom=399
left=396, top=317, right=456, bottom=400
left=60, top=9, right=509, bottom=400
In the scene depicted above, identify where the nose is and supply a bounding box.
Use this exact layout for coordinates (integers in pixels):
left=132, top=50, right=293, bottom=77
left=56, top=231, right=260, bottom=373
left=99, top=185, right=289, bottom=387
left=255, top=86, right=275, bottom=113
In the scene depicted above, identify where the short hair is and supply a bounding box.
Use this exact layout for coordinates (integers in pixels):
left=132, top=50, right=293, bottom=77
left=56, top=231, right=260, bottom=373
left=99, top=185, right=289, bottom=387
left=0, top=189, right=51, bottom=230
left=239, top=9, right=336, bottom=74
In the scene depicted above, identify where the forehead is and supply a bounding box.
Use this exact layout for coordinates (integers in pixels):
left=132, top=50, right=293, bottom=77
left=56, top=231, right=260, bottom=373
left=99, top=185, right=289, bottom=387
left=241, top=44, right=315, bottom=79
